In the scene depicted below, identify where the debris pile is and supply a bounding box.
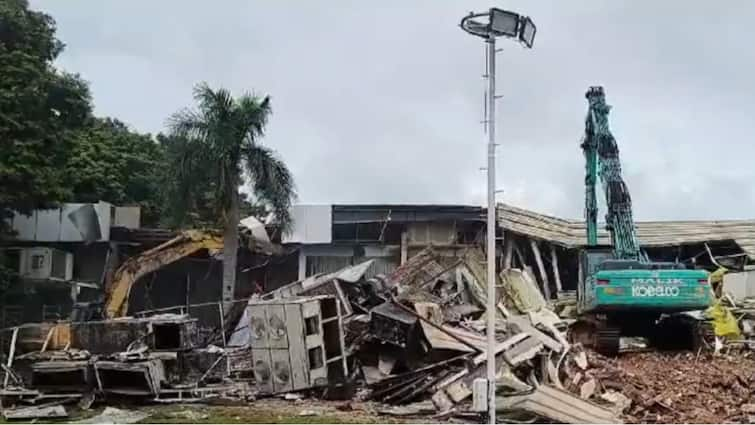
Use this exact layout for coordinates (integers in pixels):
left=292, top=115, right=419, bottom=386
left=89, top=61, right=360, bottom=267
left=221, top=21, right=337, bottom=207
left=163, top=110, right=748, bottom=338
left=731, top=296, right=755, bottom=345
left=579, top=351, right=755, bottom=423
left=293, top=247, right=620, bottom=423
left=6, top=247, right=755, bottom=423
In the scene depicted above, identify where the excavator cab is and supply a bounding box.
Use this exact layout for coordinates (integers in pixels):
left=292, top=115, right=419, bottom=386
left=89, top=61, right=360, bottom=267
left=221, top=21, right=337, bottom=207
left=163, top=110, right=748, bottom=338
left=577, top=247, right=614, bottom=314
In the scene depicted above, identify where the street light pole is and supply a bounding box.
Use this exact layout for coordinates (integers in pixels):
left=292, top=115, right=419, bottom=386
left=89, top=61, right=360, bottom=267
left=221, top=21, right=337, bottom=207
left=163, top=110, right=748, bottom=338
left=459, top=9, right=536, bottom=425
left=484, top=32, right=497, bottom=425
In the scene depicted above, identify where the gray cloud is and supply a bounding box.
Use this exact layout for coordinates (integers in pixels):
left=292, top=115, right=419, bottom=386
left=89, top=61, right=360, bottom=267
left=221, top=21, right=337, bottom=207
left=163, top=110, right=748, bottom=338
left=32, top=0, right=755, bottom=220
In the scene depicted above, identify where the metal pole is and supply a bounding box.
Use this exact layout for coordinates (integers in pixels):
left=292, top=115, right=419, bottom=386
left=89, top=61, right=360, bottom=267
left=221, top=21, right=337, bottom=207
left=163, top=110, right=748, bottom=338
left=485, top=32, right=497, bottom=424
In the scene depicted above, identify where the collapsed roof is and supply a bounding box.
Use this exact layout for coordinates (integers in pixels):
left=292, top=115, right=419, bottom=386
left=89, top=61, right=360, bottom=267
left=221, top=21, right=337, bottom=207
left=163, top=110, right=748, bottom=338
left=498, top=203, right=755, bottom=259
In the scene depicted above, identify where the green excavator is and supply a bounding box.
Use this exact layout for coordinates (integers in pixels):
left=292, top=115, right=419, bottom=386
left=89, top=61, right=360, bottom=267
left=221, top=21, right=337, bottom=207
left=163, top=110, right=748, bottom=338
left=572, top=86, right=714, bottom=355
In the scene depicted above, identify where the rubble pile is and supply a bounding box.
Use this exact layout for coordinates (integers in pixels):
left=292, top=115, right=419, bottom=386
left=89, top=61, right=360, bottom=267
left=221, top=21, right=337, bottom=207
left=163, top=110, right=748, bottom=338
left=6, top=247, right=755, bottom=423
left=333, top=248, right=618, bottom=423
left=582, top=351, right=755, bottom=423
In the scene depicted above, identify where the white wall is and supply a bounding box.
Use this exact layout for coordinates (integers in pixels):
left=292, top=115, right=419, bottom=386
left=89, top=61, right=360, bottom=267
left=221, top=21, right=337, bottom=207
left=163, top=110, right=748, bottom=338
left=723, top=270, right=755, bottom=301
left=283, top=205, right=332, bottom=244
left=10, top=202, right=113, bottom=242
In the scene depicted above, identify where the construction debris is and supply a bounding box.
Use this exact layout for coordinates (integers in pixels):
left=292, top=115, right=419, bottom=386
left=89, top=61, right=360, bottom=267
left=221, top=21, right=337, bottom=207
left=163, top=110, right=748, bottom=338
left=581, top=350, right=755, bottom=423
left=72, top=407, right=150, bottom=424
left=496, top=384, right=619, bottom=424
left=4, top=247, right=755, bottom=424
left=3, top=404, right=68, bottom=420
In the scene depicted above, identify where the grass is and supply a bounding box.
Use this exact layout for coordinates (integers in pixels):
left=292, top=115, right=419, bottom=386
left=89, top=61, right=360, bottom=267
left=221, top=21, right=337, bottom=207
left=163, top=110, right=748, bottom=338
left=139, top=405, right=393, bottom=424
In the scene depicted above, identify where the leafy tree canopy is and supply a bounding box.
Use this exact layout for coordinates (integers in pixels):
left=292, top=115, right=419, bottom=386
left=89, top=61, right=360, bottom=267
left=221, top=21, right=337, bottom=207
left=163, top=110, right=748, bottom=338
left=66, top=118, right=166, bottom=226
left=0, top=0, right=91, bottom=218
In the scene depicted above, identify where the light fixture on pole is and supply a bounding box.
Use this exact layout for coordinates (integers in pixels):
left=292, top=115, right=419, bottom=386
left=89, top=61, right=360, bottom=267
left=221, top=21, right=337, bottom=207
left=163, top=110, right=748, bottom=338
left=459, top=8, right=535, bottom=425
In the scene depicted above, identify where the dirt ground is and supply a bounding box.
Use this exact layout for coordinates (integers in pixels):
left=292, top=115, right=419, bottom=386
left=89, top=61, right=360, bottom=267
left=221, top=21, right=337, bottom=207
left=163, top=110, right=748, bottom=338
left=135, top=400, right=417, bottom=424
left=586, top=350, right=755, bottom=423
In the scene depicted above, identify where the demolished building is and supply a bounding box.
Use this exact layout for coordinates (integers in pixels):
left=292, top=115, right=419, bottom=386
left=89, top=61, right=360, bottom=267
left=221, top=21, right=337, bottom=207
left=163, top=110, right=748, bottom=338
left=498, top=203, right=755, bottom=300
left=3, top=201, right=755, bottom=423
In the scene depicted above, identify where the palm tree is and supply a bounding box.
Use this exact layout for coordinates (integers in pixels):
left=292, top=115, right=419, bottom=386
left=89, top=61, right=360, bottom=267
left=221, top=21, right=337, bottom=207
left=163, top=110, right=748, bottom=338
left=167, top=82, right=296, bottom=309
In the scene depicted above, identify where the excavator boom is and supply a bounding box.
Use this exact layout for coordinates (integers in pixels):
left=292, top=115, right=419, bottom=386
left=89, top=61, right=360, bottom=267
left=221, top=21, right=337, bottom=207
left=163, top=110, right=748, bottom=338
left=104, top=230, right=223, bottom=318
left=582, top=86, right=643, bottom=260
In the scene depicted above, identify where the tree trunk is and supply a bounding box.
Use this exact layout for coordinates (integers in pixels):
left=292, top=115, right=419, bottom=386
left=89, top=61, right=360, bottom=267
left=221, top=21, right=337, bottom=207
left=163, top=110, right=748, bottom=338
left=222, top=190, right=239, bottom=314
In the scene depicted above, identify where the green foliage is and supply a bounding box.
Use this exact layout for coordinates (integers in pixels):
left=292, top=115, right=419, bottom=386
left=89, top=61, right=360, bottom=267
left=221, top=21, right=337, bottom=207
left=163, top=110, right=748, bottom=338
left=0, top=0, right=291, bottom=246
left=0, top=0, right=168, bottom=238
left=160, top=131, right=273, bottom=228
left=66, top=118, right=166, bottom=226
left=0, top=0, right=91, bottom=217
left=0, top=0, right=91, bottom=297
left=166, top=83, right=296, bottom=231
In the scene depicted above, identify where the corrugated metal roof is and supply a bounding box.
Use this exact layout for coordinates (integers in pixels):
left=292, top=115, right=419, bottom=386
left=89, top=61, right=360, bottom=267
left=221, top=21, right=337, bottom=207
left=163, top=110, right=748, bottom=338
left=498, top=203, right=755, bottom=259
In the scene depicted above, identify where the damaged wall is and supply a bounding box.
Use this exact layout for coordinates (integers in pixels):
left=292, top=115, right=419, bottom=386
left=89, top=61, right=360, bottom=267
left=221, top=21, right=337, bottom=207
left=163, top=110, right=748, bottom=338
left=1, top=242, right=109, bottom=324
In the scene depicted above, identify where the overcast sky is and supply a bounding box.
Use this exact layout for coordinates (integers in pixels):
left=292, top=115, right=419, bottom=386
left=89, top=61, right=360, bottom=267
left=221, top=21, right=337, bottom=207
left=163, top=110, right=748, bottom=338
left=31, top=1, right=755, bottom=220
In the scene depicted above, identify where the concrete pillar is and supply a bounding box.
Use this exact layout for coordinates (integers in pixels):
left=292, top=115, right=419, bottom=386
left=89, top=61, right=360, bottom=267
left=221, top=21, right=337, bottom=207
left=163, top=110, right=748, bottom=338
left=298, top=249, right=307, bottom=281
left=400, top=230, right=409, bottom=265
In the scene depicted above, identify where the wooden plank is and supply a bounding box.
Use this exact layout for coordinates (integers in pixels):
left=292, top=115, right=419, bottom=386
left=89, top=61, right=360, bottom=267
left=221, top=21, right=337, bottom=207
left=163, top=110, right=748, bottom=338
left=529, top=240, right=551, bottom=300
left=40, top=326, right=55, bottom=353
left=3, top=327, right=18, bottom=388
left=284, top=303, right=309, bottom=391
left=503, top=235, right=513, bottom=269
left=512, top=241, right=527, bottom=270
left=550, top=245, right=563, bottom=293
left=400, top=230, right=408, bottom=265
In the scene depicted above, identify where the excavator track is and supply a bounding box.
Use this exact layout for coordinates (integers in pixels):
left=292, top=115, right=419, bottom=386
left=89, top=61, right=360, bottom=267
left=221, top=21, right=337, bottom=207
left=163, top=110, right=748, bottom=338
left=595, top=327, right=620, bottom=356
left=693, top=320, right=716, bottom=352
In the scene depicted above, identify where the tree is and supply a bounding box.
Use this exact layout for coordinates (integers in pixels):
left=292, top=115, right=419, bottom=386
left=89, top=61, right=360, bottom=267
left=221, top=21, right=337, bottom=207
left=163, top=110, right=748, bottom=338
left=66, top=118, right=166, bottom=226
left=0, top=0, right=91, bottom=294
left=167, top=83, right=296, bottom=307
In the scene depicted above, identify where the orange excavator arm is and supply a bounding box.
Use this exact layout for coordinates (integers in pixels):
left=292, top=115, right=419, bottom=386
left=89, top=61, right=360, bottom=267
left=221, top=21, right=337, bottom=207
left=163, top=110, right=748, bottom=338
left=104, top=230, right=223, bottom=319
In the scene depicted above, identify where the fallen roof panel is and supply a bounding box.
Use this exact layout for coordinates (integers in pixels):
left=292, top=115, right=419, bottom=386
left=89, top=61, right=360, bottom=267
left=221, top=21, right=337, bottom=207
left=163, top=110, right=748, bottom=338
left=498, top=203, right=755, bottom=259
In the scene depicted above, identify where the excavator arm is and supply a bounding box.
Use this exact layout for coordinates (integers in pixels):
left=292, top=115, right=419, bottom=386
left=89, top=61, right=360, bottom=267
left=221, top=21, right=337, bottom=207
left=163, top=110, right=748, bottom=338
left=104, top=230, right=223, bottom=319
left=582, top=86, right=643, bottom=261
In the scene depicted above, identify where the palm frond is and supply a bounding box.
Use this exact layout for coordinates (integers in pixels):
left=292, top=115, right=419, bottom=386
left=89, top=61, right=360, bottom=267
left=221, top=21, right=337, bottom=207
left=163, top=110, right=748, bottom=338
left=165, top=82, right=295, bottom=231
left=243, top=143, right=297, bottom=232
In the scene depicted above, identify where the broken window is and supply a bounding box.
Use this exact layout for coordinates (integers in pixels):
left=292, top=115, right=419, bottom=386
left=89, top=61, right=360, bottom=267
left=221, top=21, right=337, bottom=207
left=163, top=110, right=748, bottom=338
left=308, top=346, right=324, bottom=369
left=31, top=254, right=45, bottom=270
left=152, top=323, right=182, bottom=350
left=305, top=316, right=320, bottom=336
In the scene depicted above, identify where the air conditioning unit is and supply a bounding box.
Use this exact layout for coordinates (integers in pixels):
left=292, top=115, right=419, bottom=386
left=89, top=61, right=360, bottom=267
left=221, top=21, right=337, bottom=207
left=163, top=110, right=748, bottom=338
left=18, top=247, right=73, bottom=281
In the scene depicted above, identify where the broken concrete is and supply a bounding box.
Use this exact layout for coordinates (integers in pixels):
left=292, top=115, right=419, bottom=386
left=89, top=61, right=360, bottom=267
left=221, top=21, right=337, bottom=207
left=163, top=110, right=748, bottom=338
left=3, top=404, right=68, bottom=420
left=497, top=384, right=620, bottom=424
left=72, top=407, right=150, bottom=424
